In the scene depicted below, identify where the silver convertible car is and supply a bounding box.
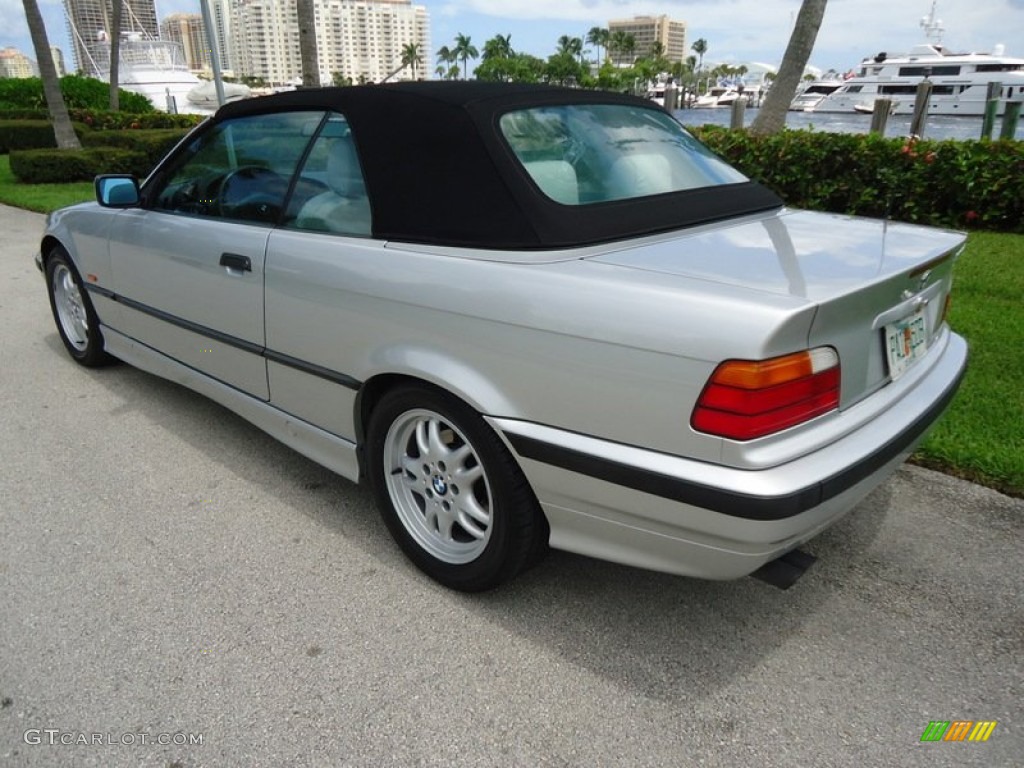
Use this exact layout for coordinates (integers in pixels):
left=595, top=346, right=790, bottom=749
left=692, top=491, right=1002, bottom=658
left=37, top=82, right=967, bottom=591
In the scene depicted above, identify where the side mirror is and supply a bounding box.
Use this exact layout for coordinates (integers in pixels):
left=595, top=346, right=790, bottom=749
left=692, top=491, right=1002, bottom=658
left=95, top=175, right=140, bottom=208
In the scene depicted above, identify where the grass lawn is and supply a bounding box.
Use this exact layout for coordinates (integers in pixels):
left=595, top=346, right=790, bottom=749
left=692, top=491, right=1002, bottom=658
left=1, top=155, right=1020, bottom=496
left=914, top=232, right=1024, bottom=497
left=0, top=155, right=93, bottom=213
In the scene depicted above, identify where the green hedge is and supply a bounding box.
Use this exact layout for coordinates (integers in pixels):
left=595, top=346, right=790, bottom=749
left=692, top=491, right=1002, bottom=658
left=80, top=128, right=190, bottom=168
left=9, top=147, right=149, bottom=183
left=0, top=75, right=155, bottom=113
left=692, top=126, right=1024, bottom=233
left=0, top=109, right=204, bottom=131
left=0, top=119, right=89, bottom=154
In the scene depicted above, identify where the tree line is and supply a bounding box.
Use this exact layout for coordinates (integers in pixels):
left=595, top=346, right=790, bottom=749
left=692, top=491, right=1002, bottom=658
left=429, top=29, right=720, bottom=93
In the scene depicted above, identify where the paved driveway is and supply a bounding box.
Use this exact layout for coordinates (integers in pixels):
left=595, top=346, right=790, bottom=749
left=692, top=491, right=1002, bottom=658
left=1, top=204, right=1021, bottom=767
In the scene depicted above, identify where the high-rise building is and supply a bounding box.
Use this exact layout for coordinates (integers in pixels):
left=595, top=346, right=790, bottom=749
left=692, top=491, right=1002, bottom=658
left=229, top=0, right=430, bottom=86
left=0, top=47, right=37, bottom=78
left=317, top=0, right=430, bottom=84
left=63, top=0, right=159, bottom=74
left=607, top=15, right=687, bottom=67
left=229, top=0, right=299, bottom=85
left=51, top=46, right=67, bottom=77
left=161, top=13, right=211, bottom=71
left=210, top=0, right=235, bottom=72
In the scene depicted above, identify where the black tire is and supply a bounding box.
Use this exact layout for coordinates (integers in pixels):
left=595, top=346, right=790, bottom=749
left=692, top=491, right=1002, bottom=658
left=366, top=384, right=546, bottom=591
left=45, top=246, right=112, bottom=367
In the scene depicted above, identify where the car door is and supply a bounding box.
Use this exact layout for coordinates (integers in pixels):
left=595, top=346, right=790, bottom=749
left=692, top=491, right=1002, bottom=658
left=106, top=110, right=324, bottom=399
left=263, top=112, right=380, bottom=440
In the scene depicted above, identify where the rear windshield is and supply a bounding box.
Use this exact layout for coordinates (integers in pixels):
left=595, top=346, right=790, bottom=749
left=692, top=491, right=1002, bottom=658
left=499, top=104, right=748, bottom=205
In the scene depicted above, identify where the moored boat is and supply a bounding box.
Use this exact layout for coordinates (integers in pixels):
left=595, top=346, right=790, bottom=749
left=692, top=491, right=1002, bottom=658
left=813, top=2, right=1024, bottom=116
left=694, top=84, right=762, bottom=108
left=789, top=78, right=845, bottom=111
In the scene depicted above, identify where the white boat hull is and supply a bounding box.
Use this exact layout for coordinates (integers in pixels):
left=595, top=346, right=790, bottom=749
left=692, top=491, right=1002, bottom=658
left=813, top=91, right=1019, bottom=116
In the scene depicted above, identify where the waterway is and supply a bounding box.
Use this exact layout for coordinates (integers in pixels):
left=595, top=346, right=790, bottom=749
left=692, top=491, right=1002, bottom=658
left=674, top=107, right=1024, bottom=142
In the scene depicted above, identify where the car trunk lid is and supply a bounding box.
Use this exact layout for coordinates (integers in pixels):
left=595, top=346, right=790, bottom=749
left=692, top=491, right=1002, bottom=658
left=590, top=209, right=965, bottom=406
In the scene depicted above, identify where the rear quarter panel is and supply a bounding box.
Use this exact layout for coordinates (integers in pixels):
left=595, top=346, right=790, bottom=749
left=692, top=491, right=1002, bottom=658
left=263, top=229, right=818, bottom=463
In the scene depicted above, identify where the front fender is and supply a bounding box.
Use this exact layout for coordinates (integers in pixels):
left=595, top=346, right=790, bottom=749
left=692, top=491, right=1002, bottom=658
left=41, top=203, right=122, bottom=329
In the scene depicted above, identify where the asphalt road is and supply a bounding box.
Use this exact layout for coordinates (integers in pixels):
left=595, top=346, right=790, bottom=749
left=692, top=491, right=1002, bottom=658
left=1, top=203, right=1021, bottom=767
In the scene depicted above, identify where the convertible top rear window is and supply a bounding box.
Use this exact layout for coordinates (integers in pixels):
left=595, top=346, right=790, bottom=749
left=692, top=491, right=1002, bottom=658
left=500, top=105, right=747, bottom=205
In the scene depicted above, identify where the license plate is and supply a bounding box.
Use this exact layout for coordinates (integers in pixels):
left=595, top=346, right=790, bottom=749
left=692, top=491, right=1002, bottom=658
left=885, top=308, right=928, bottom=379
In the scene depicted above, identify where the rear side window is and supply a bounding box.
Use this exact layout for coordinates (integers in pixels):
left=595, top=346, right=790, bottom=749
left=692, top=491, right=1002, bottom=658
left=499, top=104, right=747, bottom=205
left=285, top=113, right=372, bottom=236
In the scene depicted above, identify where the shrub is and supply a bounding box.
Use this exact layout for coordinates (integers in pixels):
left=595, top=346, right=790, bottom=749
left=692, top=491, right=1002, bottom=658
left=0, top=108, right=204, bottom=130
left=72, top=110, right=204, bottom=131
left=0, top=75, right=154, bottom=113
left=80, top=128, right=190, bottom=168
left=0, top=120, right=89, bottom=153
left=9, top=147, right=150, bottom=183
left=692, top=126, right=1024, bottom=233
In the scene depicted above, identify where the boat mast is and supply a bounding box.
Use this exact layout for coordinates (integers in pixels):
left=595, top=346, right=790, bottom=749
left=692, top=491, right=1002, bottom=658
left=920, top=2, right=945, bottom=44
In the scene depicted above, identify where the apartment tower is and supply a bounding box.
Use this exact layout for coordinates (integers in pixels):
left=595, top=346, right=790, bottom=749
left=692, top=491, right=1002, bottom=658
left=607, top=15, right=687, bottom=67
left=62, top=0, right=159, bottom=73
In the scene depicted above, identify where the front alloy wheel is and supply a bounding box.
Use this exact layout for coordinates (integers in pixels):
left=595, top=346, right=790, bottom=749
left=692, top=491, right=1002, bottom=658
left=367, top=386, right=545, bottom=591
left=46, top=247, right=111, bottom=367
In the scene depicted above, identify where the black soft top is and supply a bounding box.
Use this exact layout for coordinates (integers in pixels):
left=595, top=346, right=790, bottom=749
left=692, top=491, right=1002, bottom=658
left=214, top=82, right=782, bottom=249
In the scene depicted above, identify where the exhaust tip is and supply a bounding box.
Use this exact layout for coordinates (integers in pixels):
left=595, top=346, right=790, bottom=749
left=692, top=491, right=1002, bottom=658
left=751, top=548, right=817, bottom=590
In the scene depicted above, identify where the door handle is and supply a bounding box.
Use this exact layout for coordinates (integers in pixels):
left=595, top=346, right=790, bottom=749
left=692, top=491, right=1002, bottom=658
left=220, top=253, right=251, bottom=273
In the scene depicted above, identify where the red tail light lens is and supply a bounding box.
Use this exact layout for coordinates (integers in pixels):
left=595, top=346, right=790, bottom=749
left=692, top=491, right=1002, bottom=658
left=692, top=348, right=841, bottom=440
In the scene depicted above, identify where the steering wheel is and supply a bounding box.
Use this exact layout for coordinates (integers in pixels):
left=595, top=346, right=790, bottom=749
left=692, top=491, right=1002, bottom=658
left=217, top=166, right=283, bottom=221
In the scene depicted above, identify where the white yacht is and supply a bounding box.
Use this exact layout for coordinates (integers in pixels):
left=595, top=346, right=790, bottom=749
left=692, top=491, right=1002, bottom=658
left=693, top=84, right=762, bottom=108
left=92, top=34, right=202, bottom=113
left=789, top=79, right=845, bottom=111
left=68, top=1, right=249, bottom=115
left=814, top=3, right=1024, bottom=116
left=89, top=34, right=250, bottom=114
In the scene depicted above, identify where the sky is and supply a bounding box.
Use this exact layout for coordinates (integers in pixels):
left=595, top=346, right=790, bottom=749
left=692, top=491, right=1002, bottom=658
left=3, top=0, right=1024, bottom=76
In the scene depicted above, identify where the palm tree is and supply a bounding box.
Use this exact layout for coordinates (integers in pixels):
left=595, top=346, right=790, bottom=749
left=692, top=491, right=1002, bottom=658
left=401, top=42, right=423, bottom=80
left=21, top=0, right=79, bottom=149
left=609, top=30, right=636, bottom=67
left=108, top=0, right=121, bottom=110
left=453, top=33, right=478, bottom=80
left=691, top=38, right=708, bottom=73
left=556, top=35, right=581, bottom=58
left=482, top=34, right=513, bottom=61
left=296, top=0, right=320, bottom=86
left=436, top=45, right=458, bottom=79
left=620, top=34, right=636, bottom=64
left=586, top=27, right=609, bottom=63
left=750, top=0, right=828, bottom=135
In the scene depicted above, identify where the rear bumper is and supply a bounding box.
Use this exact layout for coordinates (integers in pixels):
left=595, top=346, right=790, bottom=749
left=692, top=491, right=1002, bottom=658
left=490, top=330, right=968, bottom=580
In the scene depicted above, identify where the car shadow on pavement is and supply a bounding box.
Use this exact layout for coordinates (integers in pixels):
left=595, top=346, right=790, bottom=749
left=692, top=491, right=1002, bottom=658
left=80, top=347, right=892, bottom=706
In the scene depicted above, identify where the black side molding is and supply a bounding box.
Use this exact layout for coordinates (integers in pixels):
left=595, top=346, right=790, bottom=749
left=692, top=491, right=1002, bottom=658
left=82, top=285, right=361, bottom=391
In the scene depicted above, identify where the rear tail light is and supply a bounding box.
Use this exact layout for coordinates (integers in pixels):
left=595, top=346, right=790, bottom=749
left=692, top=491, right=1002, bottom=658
left=691, top=348, right=841, bottom=440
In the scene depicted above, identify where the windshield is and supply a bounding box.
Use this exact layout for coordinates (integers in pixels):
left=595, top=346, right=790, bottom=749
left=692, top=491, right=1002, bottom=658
left=499, top=104, right=748, bottom=205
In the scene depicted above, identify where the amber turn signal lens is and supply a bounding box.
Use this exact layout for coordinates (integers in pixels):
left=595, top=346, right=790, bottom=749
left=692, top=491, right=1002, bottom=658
left=692, top=348, right=841, bottom=440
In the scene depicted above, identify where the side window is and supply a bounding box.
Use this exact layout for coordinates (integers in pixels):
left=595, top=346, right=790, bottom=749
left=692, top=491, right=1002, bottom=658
left=152, top=111, right=324, bottom=225
left=285, top=113, right=372, bottom=236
